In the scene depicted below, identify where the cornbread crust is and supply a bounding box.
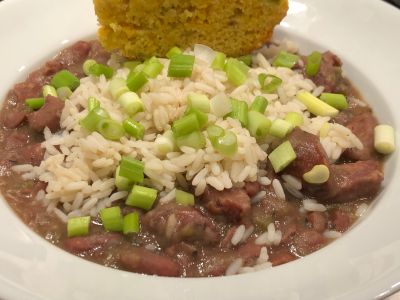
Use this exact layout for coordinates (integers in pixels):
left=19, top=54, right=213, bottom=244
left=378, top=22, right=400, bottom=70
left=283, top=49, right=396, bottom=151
left=94, top=0, right=288, bottom=59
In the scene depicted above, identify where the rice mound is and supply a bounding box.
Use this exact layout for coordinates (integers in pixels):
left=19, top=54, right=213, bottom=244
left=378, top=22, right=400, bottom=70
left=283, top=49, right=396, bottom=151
left=15, top=40, right=363, bottom=222
left=93, top=0, right=288, bottom=59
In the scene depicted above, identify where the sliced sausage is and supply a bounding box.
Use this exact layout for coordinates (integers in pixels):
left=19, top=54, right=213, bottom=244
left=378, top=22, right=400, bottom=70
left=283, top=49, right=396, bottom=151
left=64, top=232, right=123, bottom=253
left=28, top=95, right=64, bottom=133
left=201, top=187, right=251, bottom=221
left=329, top=209, right=351, bottom=232
left=142, top=203, right=219, bottom=245
left=293, top=229, right=325, bottom=256
left=120, top=248, right=181, bottom=277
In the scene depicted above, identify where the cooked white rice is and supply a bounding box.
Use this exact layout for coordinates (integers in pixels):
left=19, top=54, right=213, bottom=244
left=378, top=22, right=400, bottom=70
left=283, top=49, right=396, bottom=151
left=14, top=40, right=363, bottom=221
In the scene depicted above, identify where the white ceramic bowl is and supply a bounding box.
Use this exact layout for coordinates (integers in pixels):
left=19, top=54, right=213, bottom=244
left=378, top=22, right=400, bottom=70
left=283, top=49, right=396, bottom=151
left=0, top=0, right=399, bottom=299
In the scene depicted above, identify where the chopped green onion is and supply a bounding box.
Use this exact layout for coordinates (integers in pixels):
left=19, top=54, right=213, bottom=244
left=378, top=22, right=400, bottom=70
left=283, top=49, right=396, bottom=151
left=303, top=164, right=330, bottom=184
left=210, top=93, right=232, bottom=117
left=319, top=93, right=348, bottom=110
left=143, top=57, right=164, bottom=78
left=268, top=140, right=297, bottom=173
left=67, top=216, right=90, bottom=237
left=306, top=51, right=322, bottom=76
left=126, top=185, right=158, bottom=210
left=272, top=51, right=299, bottom=69
left=166, top=46, right=182, bottom=59
left=42, top=85, right=57, bottom=97
left=119, top=156, right=144, bottom=183
left=284, top=112, right=304, bottom=127
left=96, top=118, right=125, bottom=141
left=155, top=130, right=176, bottom=155
left=168, top=54, right=195, bottom=78
left=175, top=189, right=195, bottom=206
left=207, top=124, right=225, bottom=146
left=117, top=91, right=144, bottom=116
left=25, top=97, right=45, bottom=110
left=237, top=55, right=252, bottom=66
left=109, top=78, right=129, bottom=100
left=247, top=111, right=272, bottom=139
left=123, top=212, right=140, bottom=234
left=88, top=97, right=100, bottom=111
left=211, top=52, right=226, bottom=70
left=172, top=113, right=200, bottom=137
left=100, top=206, right=123, bottom=232
left=126, top=71, right=148, bottom=92
left=56, top=87, right=73, bottom=101
left=83, top=59, right=97, bottom=76
left=225, top=58, right=249, bottom=86
left=269, top=119, right=293, bottom=138
left=176, top=131, right=206, bottom=149
left=229, top=99, right=248, bottom=127
left=133, top=64, right=145, bottom=73
left=80, top=107, right=110, bottom=132
left=115, top=166, right=131, bottom=191
left=187, top=92, right=210, bottom=113
left=123, top=60, right=141, bottom=71
left=250, top=95, right=268, bottom=113
left=319, top=122, right=330, bottom=138
left=185, top=108, right=208, bottom=128
left=374, top=124, right=395, bottom=154
left=123, top=119, right=145, bottom=139
left=88, top=63, right=114, bottom=79
left=214, top=131, right=238, bottom=157
left=296, top=91, right=339, bottom=117
left=258, top=74, right=282, bottom=93
left=51, top=70, right=80, bottom=91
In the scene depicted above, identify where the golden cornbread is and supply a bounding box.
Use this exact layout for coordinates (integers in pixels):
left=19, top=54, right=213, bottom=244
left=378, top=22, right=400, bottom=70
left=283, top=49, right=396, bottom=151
left=94, top=0, right=288, bottom=59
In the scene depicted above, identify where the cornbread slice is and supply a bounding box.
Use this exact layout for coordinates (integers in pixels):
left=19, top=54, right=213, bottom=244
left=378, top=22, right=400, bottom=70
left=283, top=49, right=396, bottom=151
left=93, top=0, right=288, bottom=59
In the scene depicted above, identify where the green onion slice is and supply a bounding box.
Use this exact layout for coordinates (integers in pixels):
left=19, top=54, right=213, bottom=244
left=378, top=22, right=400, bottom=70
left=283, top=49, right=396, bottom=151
left=109, top=78, right=129, bottom=100
left=207, top=124, right=225, bottom=146
left=268, top=140, right=297, bottom=173
left=172, top=113, right=200, bottom=137
left=224, top=58, right=249, bottom=86
left=100, top=206, right=123, bottom=232
left=175, top=189, right=195, bottom=206
left=185, top=108, right=208, bottom=128
left=51, top=70, right=80, bottom=91
left=306, top=51, right=322, bottom=77
left=166, top=46, right=182, bottom=59
left=123, top=61, right=141, bottom=71
left=269, top=119, right=293, bottom=139
left=284, top=112, right=304, bottom=127
left=126, top=185, right=158, bottom=211
left=214, top=131, right=238, bottom=157
left=25, top=97, right=45, bottom=110
left=258, top=74, right=282, bottom=93
left=247, top=111, right=272, bottom=139
left=250, top=95, right=269, bottom=114
left=123, top=119, right=145, bottom=139
left=187, top=92, right=210, bottom=113
left=123, top=212, right=140, bottom=234
left=119, top=156, right=144, bottom=183
left=56, top=87, right=73, bottom=101
left=237, top=55, right=252, bottom=66
left=126, top=71, right=148, bottom=92
left=88, top=63, right=114, bottom=79
left=117, top=91, right=144, bottom=116
left=96, top=118, right=125, bottom=141
left=168, top=54, right=195, bottom=78
left=155, top=130, right=176, bottom=155
left=80, top=107, right=110, bottom=132
left=143, top=57, right=164, bottom=78
left=229, top=99, right=248, bottom=127
left=296, top=91, right=339, bottom=117
left=42, top=85, right=57, bottom=97
left=88, top=97, right=100, bottom=111
left=272, top=51, right=299, bottom=69
left=211, top=52, right=226, bottom=70
left=176, top=131, right=206, bottom=150
left=83, top=59, right=97, bottom=76
left=115, top=166, right=132, bottom=191
left=67, top=216, right=91, bottom=238
left=319, top=93, right=348, bottom=110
